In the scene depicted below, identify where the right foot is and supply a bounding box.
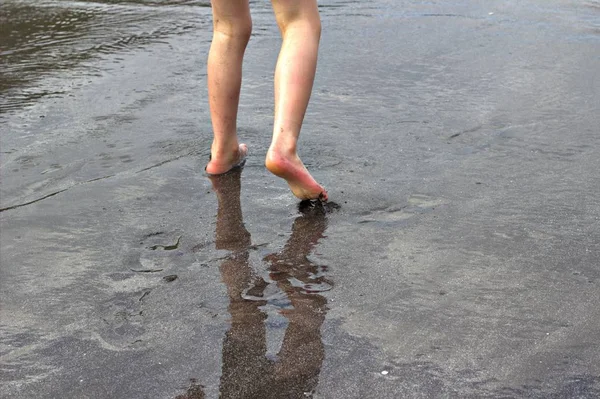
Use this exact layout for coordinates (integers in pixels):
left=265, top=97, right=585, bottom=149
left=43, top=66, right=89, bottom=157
left=206, top=144, right=248, bottom=175
left=265, top=148, right=328, bottom=201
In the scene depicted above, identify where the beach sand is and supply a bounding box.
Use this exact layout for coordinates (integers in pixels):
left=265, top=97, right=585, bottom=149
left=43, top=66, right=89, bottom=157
left=1, top=0, right=599, bottom=397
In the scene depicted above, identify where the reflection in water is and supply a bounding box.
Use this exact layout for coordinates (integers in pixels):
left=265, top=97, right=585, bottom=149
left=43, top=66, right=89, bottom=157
left=193, top=169, right=332, bottom=399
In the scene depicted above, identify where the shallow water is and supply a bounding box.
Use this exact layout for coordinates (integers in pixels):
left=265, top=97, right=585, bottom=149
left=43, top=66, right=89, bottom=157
left=1, top=0, right=600, bottom=398
left=0, top=0, right=210, bottom=113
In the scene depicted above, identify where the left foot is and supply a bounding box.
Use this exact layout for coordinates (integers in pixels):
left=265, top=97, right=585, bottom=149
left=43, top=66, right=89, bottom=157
left=206, top=143, right=248, bottom=175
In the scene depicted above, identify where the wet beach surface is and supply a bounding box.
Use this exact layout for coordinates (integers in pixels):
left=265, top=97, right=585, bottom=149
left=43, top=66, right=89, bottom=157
left=1, top=0, right=599, bottom=397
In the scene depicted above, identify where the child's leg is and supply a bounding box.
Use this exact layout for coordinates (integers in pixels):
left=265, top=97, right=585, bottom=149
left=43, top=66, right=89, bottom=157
left=206, top=0, right=251, bottom=175
left=266, top=0, right=327, bottom=201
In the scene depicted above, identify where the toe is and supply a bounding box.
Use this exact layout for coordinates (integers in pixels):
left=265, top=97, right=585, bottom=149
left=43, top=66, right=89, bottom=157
left=319, top=191, right=328, bottom=202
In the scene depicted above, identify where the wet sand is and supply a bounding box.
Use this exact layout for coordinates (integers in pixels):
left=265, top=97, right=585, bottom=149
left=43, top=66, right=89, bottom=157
left=1, top=0, right=600, bottom=398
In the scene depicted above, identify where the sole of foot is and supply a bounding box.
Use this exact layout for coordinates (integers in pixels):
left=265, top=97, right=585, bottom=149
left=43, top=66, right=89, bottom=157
left=265, top=149, right=328, bottom=201
left=205, top=143, right=248, bottom=176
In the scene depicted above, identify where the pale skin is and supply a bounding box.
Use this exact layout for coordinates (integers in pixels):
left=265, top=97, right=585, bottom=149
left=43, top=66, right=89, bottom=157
left=205, top=0, right=328, bottom=201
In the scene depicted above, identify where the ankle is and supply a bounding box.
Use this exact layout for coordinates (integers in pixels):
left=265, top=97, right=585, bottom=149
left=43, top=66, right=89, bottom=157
left=211, top=141, right=240, bottom=157
left=269, top=139, right=297, bottom=157
left=268, top=146, right=297, bottom=162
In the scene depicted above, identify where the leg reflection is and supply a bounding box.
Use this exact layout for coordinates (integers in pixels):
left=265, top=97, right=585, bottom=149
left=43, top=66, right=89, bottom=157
left=209, top=170, right=270, bottom=399
left=210, top=170, right=332, bottom=399
left=265, top=209, right=331, bottom=398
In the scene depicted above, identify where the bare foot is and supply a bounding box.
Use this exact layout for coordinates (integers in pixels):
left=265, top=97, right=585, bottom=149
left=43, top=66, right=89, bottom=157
left=265, top=148, right=328, bottom=201
left=205, top=144, right=248, bottom=175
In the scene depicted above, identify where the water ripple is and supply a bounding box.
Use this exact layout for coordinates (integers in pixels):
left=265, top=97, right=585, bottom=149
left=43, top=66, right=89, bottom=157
left=0, top=0, right=211, bottom=113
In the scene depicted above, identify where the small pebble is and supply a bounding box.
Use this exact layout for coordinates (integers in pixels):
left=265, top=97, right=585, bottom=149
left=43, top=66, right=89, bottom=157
left=381, top=370, right=389, bottom=375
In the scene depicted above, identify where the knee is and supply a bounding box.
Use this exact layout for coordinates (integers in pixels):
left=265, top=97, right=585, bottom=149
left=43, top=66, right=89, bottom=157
left=277, top=15, right=321, bottom=38
left=272, top=0, right=321, bottom=37
left=213, top=18, right=253, bottom=44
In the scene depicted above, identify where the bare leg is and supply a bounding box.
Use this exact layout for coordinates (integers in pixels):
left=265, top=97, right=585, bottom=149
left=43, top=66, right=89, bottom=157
left=266, top=0, right=328, bottom=201
left=206, top=0, right=251, bottom=175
